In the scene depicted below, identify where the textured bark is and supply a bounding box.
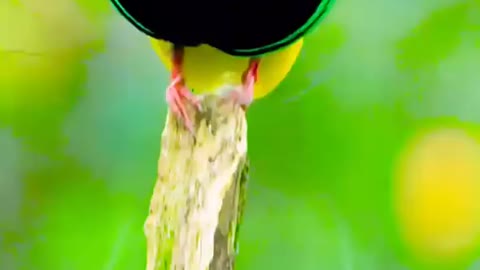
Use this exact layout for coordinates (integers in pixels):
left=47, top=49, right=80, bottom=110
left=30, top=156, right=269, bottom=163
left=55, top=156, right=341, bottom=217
left=144, top=93, right=249, bottom=270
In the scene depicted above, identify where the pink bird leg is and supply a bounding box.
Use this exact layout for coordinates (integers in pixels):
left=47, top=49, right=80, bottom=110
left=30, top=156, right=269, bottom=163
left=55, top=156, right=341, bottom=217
left=165, top=46, right=201, bottom=132
left=229, top=58, right=260, bottom=111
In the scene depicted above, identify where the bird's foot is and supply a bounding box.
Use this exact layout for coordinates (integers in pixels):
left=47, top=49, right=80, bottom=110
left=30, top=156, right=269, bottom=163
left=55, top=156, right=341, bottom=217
left=225, top=58, right=259, bottom=110
left=228, top=82, right=254, bottom=110
left=166, top=75, right=202, bottom=133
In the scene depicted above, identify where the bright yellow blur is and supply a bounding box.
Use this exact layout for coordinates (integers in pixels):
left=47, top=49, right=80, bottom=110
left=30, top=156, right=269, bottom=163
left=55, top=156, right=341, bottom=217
left=395, top=128, right=480, bottom=261
left=150, top=38, right=303, bottom=99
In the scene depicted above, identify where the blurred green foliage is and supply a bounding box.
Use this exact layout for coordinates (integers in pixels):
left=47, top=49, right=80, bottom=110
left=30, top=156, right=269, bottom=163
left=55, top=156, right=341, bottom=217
left=1, top=0, right=480, bottom=269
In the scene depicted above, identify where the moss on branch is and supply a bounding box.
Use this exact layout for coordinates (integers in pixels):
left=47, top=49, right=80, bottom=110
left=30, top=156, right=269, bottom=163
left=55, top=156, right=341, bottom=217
left=144, top=92, right=249, bottom=270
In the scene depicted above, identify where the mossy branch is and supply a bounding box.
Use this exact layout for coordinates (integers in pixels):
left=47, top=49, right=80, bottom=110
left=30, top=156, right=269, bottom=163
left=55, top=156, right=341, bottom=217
left=144, top=92, right=249, bottom=270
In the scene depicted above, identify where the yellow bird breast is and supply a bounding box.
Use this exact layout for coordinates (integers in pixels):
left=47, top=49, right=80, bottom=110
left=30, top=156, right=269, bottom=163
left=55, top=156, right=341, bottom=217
left=150, top=38, right=303, bottom=99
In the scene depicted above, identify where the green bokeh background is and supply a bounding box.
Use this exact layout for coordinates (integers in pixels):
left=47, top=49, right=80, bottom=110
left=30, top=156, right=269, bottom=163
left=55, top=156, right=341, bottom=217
left=1, top=0, right=480, bottom=269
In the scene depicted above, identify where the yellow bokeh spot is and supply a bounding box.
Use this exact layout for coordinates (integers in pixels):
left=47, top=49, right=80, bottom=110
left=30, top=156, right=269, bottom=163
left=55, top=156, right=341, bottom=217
left=395, top=128, right=480, bottom=261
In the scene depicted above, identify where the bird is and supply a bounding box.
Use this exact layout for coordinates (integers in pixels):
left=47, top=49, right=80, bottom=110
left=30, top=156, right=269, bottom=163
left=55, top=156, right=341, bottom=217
left=110, top=0, right=335, bottom=130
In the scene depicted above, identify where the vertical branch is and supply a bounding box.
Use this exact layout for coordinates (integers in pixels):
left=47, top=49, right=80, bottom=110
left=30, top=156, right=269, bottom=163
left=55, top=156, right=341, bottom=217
left=144, top=92, right=249, bottom=270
